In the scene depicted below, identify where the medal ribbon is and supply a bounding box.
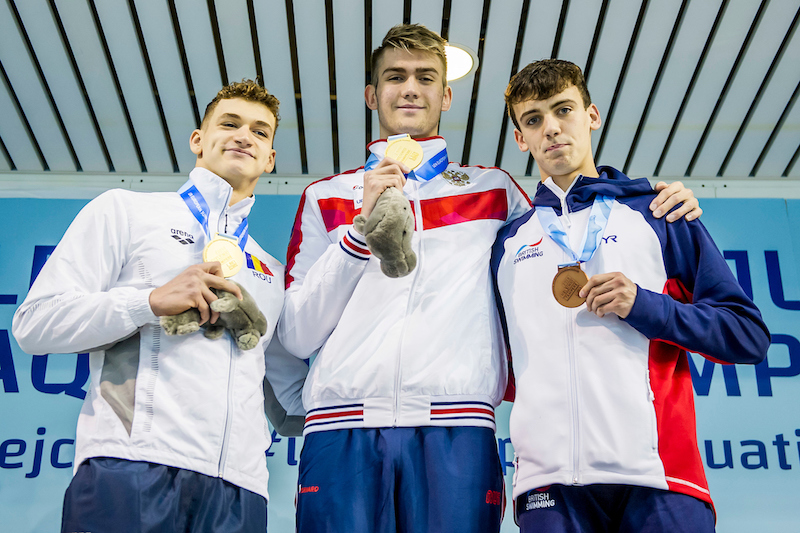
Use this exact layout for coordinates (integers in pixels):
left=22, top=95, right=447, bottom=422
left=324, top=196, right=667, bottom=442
left=178, top=180, right=249, bottom=251
left=536, top=195, right=614, bottom=267
left=364, top=135, right=449, bottom=182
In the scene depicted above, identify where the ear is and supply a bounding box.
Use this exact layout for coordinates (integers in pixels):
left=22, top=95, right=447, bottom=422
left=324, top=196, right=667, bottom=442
left=588, top=103, right=602, bottom=131
left=441, top=85, right=453, bottom=112
left=513, top=129, right=529, bottom=153
left=189, top=129, right=203, bottom=156
left=365, top=84, right=378, bottom=111
left=262, top=148, right=276, bottom=174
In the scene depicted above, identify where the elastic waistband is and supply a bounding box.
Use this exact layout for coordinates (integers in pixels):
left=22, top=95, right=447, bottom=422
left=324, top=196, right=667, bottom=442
left=303, top=395, right=497, bottom=436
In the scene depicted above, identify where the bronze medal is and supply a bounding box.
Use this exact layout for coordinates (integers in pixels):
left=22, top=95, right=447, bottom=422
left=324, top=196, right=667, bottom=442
left=203, top=235, right=244, bottom=278
left=552, top=264, right=588, bottom=308
left=384, top=135, right=424, bottom=170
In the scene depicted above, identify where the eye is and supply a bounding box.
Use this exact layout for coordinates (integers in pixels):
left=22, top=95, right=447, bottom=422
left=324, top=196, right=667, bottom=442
left=557, top=106, right=571, bottom=115
left=254, top=130, right=269, bottom=138
left=526, top=116, right=540, bottom=126
left=221, top=122, right=236, bottom=128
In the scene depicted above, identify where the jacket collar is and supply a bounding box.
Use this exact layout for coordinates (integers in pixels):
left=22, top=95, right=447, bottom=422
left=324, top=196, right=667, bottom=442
left=187, top=167, right=255, bottom=227
left=532, top=166, right=653, bottom=214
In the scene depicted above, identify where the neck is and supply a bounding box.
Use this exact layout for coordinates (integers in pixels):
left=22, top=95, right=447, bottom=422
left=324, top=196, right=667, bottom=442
left=379, top=127, right=440, bottom=140
left=220, top=174, right=258, bottom=205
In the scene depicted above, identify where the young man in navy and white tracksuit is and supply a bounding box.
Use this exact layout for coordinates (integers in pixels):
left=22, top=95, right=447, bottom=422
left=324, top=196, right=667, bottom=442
left=13, top=81, right=306, bottom=533
left=279, top=25, right=701, bottom=533
left=493, top=59, right=770, bottom=532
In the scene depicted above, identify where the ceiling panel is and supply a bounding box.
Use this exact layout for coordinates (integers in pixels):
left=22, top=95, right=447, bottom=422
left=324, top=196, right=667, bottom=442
left=1, top=0, right=798, bottom=196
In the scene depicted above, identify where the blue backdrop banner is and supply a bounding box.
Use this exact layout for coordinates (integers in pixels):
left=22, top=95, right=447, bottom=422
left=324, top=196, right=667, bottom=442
left=1, top=196, right=798, bottom=532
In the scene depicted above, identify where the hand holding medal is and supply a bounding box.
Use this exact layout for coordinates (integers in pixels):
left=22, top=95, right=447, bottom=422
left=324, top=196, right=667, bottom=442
left=384, top=134, right=424, bottom=171
left=203, top=234, right=245, bottom=278
left=536, top=195, right=615, bottom=309
left=552, top=263, right=589, bottom=308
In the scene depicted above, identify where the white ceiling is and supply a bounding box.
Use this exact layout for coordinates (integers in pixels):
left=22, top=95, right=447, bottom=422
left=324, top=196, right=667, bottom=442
left=1, top=0, right=799, bottom=197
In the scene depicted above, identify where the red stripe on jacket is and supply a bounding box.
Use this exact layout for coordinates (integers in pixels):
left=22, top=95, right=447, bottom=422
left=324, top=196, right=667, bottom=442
left=649, top=278, right=713, bottom=508
left=319, top=197, right=360, bottom=233
left=420, top=189, right=508, bottom=229
left=304, top=409, right=364, bottom=423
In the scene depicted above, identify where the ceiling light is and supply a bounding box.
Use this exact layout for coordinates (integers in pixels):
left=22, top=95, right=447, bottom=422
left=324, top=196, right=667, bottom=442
left=445, top=44, right=477, bottom=81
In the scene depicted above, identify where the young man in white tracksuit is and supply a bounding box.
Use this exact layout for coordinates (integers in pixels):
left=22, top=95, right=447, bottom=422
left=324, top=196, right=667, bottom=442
left=279, top=25, right=702, bottom=533
left=492, top=59, right=770, bottom=532
left=13, top=81, right=305, bottom=533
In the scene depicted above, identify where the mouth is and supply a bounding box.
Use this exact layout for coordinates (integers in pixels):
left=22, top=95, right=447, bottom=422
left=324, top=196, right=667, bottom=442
left=225, top=148, right=254, bottom=158
left=546, top=143, right=567, bottom=153
left=397, top=105, right=424, bottom=111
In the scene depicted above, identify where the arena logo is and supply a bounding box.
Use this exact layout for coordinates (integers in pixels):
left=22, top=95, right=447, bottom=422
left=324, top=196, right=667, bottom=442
left=513, top=238, right=544, bottom=265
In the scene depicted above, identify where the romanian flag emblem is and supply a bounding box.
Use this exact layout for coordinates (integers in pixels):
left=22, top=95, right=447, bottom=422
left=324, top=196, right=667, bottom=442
left=246, top=252, right=273, bottom=276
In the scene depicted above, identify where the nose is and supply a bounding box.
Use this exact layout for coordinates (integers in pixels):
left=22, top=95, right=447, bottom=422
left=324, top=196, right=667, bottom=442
left=401, top=77, right=421, bottom=98
left=233, top=125, right=253, bottom=145
left=542, top=113, right=560, bottom=138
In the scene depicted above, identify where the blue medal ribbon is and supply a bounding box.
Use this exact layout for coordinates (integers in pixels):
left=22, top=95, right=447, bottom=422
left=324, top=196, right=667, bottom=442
left=178, top=180, right=249, bottom=251
left=364, top=135, right=449, bottom=182
left=536, top=195, right=614, bottom=267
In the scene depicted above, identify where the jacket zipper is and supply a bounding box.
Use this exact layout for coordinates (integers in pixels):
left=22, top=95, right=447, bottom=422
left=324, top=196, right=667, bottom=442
left=560, top=201, right=581, bottom=484
left=394, top=181, right=423, bottom=425
left=216, top=188, right=235, bottom=476
left=218, top=336, right=236, bottom=476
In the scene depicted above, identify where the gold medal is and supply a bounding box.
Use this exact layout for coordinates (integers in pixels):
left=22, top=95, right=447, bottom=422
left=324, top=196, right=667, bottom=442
left=384, top=134, right=424, bottom=170
left=552, top=264, right=588, bottom=308
left=203, top=235, right=244, bottom=278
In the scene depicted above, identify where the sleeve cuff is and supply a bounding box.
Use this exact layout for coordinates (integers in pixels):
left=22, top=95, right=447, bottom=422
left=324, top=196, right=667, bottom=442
left=128, top=288, right=158, bottom=327
left=622, top=286, right=669, bottom=340
left=339, top=227, right=371, bottom=261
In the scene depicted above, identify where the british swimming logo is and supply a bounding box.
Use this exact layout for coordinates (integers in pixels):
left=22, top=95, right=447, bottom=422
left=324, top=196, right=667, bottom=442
left=513, top=238, right=544, bottom=264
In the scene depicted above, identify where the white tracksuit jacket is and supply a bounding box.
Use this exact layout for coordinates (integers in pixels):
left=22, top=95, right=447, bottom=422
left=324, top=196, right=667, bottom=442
left=491, top=167, right=770, bottom=506
left=278, top=137, right=531, bottom=435
left=12, top=168, right=301, bottom=500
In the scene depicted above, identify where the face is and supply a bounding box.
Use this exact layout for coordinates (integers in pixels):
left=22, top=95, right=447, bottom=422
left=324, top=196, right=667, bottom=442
left=512, top=84, right=601, bottom=186
left=190, top=98, right=277, bottom=188
left=365, top=48, right=453, bottom=139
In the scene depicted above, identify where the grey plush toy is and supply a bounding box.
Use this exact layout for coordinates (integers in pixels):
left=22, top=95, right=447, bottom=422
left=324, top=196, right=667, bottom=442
left=160, top=281, right=267, bottom=350
left=353, top=187, right=417, bottom=278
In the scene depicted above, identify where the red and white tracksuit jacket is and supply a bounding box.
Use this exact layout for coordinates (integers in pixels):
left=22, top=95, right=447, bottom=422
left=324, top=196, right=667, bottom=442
left=278, top=136, right=531, bottom=436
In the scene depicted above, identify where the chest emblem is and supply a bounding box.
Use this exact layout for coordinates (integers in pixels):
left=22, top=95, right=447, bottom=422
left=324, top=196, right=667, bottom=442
left=442, top=170, right=470, bottom=187
left=170, top=229, right=195, bottom=245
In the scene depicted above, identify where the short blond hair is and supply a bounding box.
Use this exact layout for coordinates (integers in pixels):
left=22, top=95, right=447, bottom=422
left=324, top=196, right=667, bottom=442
left=371, top=24, right=448, bottom=87
left=202, top=79, right=280, bottom=131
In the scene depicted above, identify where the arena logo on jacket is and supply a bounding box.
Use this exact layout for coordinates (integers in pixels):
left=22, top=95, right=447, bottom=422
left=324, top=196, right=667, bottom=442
left=513, top=237, right=544, bottom=265
left=170, top=228, right=196, bottom=245
left=246, top=252, right=274, bottom=283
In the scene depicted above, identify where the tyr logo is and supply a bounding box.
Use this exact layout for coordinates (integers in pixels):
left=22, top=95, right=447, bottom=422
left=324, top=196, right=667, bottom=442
left=601, top=236, right=618, bottom=244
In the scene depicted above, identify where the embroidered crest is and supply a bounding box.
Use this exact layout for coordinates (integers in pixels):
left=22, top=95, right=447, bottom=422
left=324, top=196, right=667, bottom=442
left=442, top=170, right=470, bottom=187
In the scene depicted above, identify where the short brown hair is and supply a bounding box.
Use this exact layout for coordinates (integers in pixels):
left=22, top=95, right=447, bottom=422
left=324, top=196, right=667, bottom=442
left=370, top=24, right=448, bottom=87
left=505, top=59, right=592, bottom=130
left=202, top=79, right=280, bottom=131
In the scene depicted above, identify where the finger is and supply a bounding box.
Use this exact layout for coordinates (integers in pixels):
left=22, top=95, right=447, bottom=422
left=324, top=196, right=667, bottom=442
left=209, top=309, right=220, bottom=325
left=579, top=273, right=615, bottom=298
left=203, top=274, right=242, bottom=300
left=197, top=298, right=211, bottom=326
left=666, top=197, right=699, bottom=222
left=199, top=261, right=225, bottom=277
left=650, top=181, right=684, bottom=217
left=653, top=181, right=668, bottom=193
left=380, top=156, right=411, bottom=174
